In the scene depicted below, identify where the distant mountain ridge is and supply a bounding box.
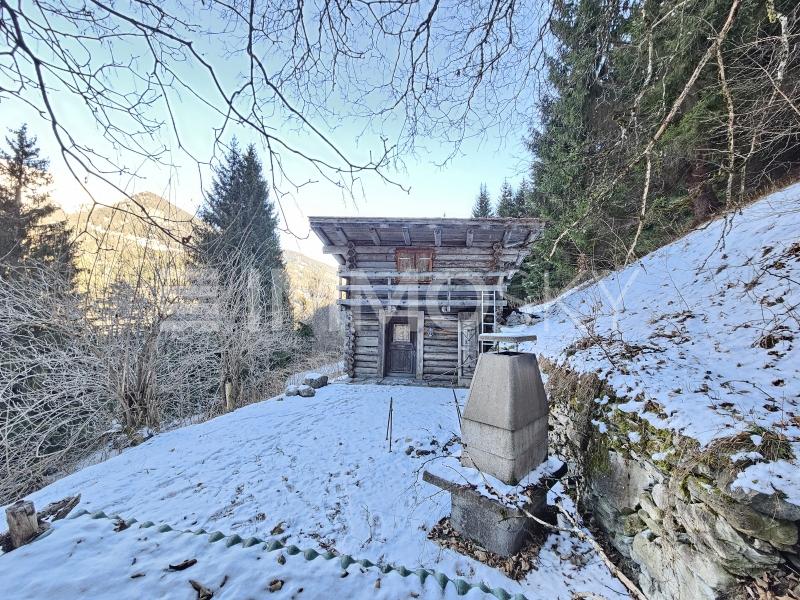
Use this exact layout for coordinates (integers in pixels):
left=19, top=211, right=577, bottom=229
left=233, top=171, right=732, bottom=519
left=67, top=193, right=337, bottom=319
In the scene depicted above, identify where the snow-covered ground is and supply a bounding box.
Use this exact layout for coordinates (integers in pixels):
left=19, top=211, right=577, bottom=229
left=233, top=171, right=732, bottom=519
left=1, top=384, right=628, bottom=599
left=510, top=183, right=800, bottom=505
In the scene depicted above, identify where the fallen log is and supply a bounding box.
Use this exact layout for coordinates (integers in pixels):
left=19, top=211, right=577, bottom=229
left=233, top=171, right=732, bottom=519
left=38, top=494, right=81, bottom=522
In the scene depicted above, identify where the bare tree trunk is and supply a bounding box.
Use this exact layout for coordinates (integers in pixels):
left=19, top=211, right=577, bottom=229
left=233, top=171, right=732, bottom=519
left=688, top=159, right=722, bottom=223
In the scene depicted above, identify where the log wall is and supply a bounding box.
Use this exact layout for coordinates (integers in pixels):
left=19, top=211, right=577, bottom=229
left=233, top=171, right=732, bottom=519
left=347, top=308, right=467, bottom=384
left=309, top=217, right=543, bottom=386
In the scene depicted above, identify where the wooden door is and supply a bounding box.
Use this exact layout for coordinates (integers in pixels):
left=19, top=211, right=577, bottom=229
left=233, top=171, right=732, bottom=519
left=386, top=320, right=416, bottom=375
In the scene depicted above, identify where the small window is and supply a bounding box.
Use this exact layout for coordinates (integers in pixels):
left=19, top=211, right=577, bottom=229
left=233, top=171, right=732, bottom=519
left=397, top=253, right=416, bottom=273
left=393, top=323, right=411, bottom=342
left=395, top=248, right=434, bottom=272
left=417, top=254, right=433, bottom=272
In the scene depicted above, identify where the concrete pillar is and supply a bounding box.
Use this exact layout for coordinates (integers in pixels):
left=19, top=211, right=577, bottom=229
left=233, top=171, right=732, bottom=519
left=460, top=352, right=548, bottom=484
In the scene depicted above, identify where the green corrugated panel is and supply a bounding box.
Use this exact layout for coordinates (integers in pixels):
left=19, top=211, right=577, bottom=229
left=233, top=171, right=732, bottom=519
left=453, top=579, right=471, bottom=595
left=434, top=572, right=450, bottom=590
left=54, top=510, right=528, bottom=600
left=339, top=555, right=355, bottom=569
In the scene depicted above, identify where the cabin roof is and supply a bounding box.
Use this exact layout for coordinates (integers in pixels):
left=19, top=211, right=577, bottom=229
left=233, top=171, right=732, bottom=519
left=308, top=216, right=544, bottom=248
left=307, top=216, right=544, bottom=227
left=308, top=215, right=544, bottom=270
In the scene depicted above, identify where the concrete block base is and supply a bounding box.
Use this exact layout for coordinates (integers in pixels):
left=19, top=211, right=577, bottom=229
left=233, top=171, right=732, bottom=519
left=450, top=486, right=547, bottom=557
left=423, top=461, right=566, bottom=557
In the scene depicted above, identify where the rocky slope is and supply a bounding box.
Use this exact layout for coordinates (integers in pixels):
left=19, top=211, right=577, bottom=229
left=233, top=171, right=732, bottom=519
left=509, top=183, right=800, bottom=599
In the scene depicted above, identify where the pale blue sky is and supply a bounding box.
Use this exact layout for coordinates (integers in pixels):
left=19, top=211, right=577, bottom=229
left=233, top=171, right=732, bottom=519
left=3, top=105, right=532, bottom=264
left=1, top=1, right=541, bottom=265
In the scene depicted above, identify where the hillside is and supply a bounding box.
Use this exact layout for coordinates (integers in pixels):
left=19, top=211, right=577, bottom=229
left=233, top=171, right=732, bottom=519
left=68, top=192, right=195, bottom=247
left=505, top=183, right=800, bottom=599
left=67, top=193, right=194, bottom=293
left=66, top=194, right=337, bottom=319
left=511, top=183, right=799, bottom=491
left=283, top=249, right=338, bottom=322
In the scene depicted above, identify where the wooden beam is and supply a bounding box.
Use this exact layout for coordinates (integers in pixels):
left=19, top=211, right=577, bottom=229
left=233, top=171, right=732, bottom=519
left=369, top=227, right=381, bottom=246
left=524, top=229, right=540, bottom=245
left=323, top=245, right=519, bottom=256
left=338, top=270, right=513, bottom=280
left=310, top=225, right=332, bottom=246
left=415, top=310, right=424, bottom=380
left=506, top=226, right=544, bottom=248
left=376, top=312, right=386, bottom=377
left=339, top=299, right=508, bottom=308
left=433, top=227, right=442, bottom=247
left=466, top=228, right=474, bottom=247
left=334, top=226, right=348, bottom=245
left=338, top=284, right=507, bottom=293
left=402, top=226, right=411, bottom=245
left=501, top=228, right=514, bottom=247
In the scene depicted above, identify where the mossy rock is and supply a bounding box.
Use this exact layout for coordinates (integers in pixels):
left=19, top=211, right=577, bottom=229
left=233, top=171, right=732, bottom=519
left=686, top=476, right=797, bottom=547
left=622, top=511, right=647, bottom=536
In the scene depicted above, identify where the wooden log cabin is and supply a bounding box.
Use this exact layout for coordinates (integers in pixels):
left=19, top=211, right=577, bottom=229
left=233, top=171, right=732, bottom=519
left=309, top=217, right=544, bottom=385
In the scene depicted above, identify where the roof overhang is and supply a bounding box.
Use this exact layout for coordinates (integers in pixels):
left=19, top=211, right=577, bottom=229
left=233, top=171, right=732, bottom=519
left=308, top=217, right=544, bottom=267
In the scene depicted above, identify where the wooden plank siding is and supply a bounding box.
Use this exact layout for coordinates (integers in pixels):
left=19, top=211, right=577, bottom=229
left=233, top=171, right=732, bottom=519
left=422, top=315, right=459, bottom=383
left=309, top=217, right=543, bottom=385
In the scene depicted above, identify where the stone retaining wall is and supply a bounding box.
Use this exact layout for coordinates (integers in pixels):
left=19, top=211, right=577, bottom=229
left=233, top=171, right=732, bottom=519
left=541, top=360, right=799, bottom=600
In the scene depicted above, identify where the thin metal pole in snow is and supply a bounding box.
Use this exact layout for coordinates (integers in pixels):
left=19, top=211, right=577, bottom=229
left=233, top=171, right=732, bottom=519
left=385, top=397, right=393, bottom=452
left=452, top=388, right=462, bottom=430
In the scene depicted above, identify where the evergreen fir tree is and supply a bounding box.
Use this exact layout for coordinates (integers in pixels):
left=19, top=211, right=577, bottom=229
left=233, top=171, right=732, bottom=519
left=511, top=180, right=528, bottom=218
left=495, top=180, right=516, bottom=217
left=471, top=184, right=493, bottom=218
left=194, top=141, right=289, bottom=315
left=515, top=0, right=799, bottom=303
left=0, top=125, right=77, bottom=283
left=515, top=0, right=632, bottom=299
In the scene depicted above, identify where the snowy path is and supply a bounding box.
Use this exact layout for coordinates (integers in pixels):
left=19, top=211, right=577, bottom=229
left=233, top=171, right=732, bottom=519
left=1, top=384, right=628, bottom=599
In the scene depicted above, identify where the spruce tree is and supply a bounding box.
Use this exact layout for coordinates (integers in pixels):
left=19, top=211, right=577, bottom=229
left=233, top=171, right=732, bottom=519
left=0, top=125, right=76, bottom=283
left=495, top=180, right=516, bottom=217
left=471, top=184, right=493, bottom=218
left=194, top=141, right=289, bottom=315
left=515, top=0, right=800, bottom=303
left=516, top=0, right=632, bottom=298
left=511, top=180, right=528, bottom=218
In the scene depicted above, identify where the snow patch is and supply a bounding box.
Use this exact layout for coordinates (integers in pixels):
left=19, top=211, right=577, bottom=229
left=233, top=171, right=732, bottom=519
left=425, top=456, right=565, bottom=509
left=1, top=384, right=628, bottom=599
left=510, top=183, right=800, bottom=509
